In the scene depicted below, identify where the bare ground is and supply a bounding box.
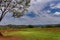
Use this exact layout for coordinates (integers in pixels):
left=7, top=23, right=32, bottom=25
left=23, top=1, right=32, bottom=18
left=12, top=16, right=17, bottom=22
left=0, top=36, right=22, bottom=40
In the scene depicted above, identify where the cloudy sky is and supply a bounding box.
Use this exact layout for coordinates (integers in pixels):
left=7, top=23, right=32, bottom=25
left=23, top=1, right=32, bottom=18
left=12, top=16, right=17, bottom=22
left=0, top=0, right=60, bottom=25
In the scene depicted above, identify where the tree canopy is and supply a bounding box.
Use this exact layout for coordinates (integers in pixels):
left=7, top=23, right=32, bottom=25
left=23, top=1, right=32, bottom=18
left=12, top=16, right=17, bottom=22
left=0, top=0, right=30, bottom=21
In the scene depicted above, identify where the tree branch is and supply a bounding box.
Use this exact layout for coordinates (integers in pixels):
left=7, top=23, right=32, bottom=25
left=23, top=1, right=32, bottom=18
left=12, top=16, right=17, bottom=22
left=0, top=0, right=12, bottom=21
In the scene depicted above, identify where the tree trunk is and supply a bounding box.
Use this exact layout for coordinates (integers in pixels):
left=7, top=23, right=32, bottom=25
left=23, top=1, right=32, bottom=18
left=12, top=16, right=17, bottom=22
left=0, top=32, right=3, bottom=37
left=0, top=17, right=3, bottom=21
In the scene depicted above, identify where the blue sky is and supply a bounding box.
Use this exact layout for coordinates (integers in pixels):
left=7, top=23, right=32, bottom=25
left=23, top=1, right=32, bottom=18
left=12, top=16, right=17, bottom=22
left=0, top=0, right=60, bottom=25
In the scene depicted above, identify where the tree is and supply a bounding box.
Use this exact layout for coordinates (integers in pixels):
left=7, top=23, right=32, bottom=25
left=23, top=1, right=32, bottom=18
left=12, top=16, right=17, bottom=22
left=28, top=25, right=34, bottom=28
left=0, top=0, right=30, bottom=21
left=0, top=0, right=30, bottom=37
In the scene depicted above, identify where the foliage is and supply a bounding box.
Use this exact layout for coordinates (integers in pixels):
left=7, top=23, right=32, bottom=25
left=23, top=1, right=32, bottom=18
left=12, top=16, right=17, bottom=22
left=0, top=0, right=30, bottom=21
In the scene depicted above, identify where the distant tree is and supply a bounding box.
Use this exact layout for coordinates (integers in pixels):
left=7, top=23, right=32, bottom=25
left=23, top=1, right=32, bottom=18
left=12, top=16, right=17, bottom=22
left=28, top=25, right=34, bottom=28
left=0, top=0, right=30, bottom=21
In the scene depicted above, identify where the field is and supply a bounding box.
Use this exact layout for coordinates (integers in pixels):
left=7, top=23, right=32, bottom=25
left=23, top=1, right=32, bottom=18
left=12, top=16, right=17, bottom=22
left=0, top=28, right=60, bottom=40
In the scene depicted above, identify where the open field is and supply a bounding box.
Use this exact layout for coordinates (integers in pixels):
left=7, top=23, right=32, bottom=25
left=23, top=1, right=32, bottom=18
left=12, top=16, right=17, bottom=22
left=0, top=28, right=60, bottom=40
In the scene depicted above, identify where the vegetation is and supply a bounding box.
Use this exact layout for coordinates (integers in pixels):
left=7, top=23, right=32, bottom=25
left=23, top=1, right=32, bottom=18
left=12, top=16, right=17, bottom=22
left=0, top=0, right=30, bottom=21
left=1, top=28, right=60, bottom=40
left=0, top=24, right=60, bottom=40
left=0, top=24, right=60, bottom=30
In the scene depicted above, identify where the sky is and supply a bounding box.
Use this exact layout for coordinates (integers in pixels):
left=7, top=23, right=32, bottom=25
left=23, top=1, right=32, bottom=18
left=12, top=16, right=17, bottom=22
left=0, top=0, right=60, bottom=25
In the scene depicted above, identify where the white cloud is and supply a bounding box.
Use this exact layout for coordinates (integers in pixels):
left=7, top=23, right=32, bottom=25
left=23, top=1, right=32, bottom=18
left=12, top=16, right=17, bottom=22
left=50, top=3, right=60, bottom=9
left=54, top=3, right=60, bottom=8
left=54, top=12, right=60, bottom=15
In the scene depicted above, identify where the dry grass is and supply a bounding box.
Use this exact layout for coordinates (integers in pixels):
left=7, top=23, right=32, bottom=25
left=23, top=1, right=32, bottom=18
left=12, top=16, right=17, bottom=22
left=0, top=28, right=60, bottom=40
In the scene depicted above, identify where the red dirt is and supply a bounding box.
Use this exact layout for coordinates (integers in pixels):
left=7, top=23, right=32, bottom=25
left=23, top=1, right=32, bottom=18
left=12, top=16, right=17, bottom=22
left=0, top=30, right=18, bottom=32
left=0, top=30, right=22, bottom=40
left=0, top=36, right=22, bottom=40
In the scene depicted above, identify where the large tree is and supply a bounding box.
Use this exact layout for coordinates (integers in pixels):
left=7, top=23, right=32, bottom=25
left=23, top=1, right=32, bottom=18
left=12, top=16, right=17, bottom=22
left=0, top=0, right=30, bottom=36
left=0, top=0, right=30, bottom=21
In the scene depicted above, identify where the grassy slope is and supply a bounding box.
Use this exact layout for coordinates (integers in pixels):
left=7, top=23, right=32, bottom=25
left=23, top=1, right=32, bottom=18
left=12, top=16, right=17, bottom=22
left=3, top=28, right=60, bottom=40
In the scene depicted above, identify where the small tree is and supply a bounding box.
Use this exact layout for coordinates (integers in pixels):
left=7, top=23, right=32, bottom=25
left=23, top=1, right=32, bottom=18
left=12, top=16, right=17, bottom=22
left=0, top=0, right=30, bottom=21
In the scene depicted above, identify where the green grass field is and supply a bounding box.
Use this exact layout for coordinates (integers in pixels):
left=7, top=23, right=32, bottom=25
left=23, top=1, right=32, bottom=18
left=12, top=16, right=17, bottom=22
left=2, top=28, right=60, bottom=40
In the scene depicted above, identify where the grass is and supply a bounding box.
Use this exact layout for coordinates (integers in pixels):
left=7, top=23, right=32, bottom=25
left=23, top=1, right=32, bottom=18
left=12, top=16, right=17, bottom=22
left=2, top=28, right=60, bottom=40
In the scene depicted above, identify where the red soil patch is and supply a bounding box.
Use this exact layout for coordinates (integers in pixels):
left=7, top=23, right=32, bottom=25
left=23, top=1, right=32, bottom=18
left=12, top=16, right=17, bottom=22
left=0, top=30, right=18, bottom=32
left=0, top=36, right=22, bottom=40
left=0, top=30, right=22, bottom=40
